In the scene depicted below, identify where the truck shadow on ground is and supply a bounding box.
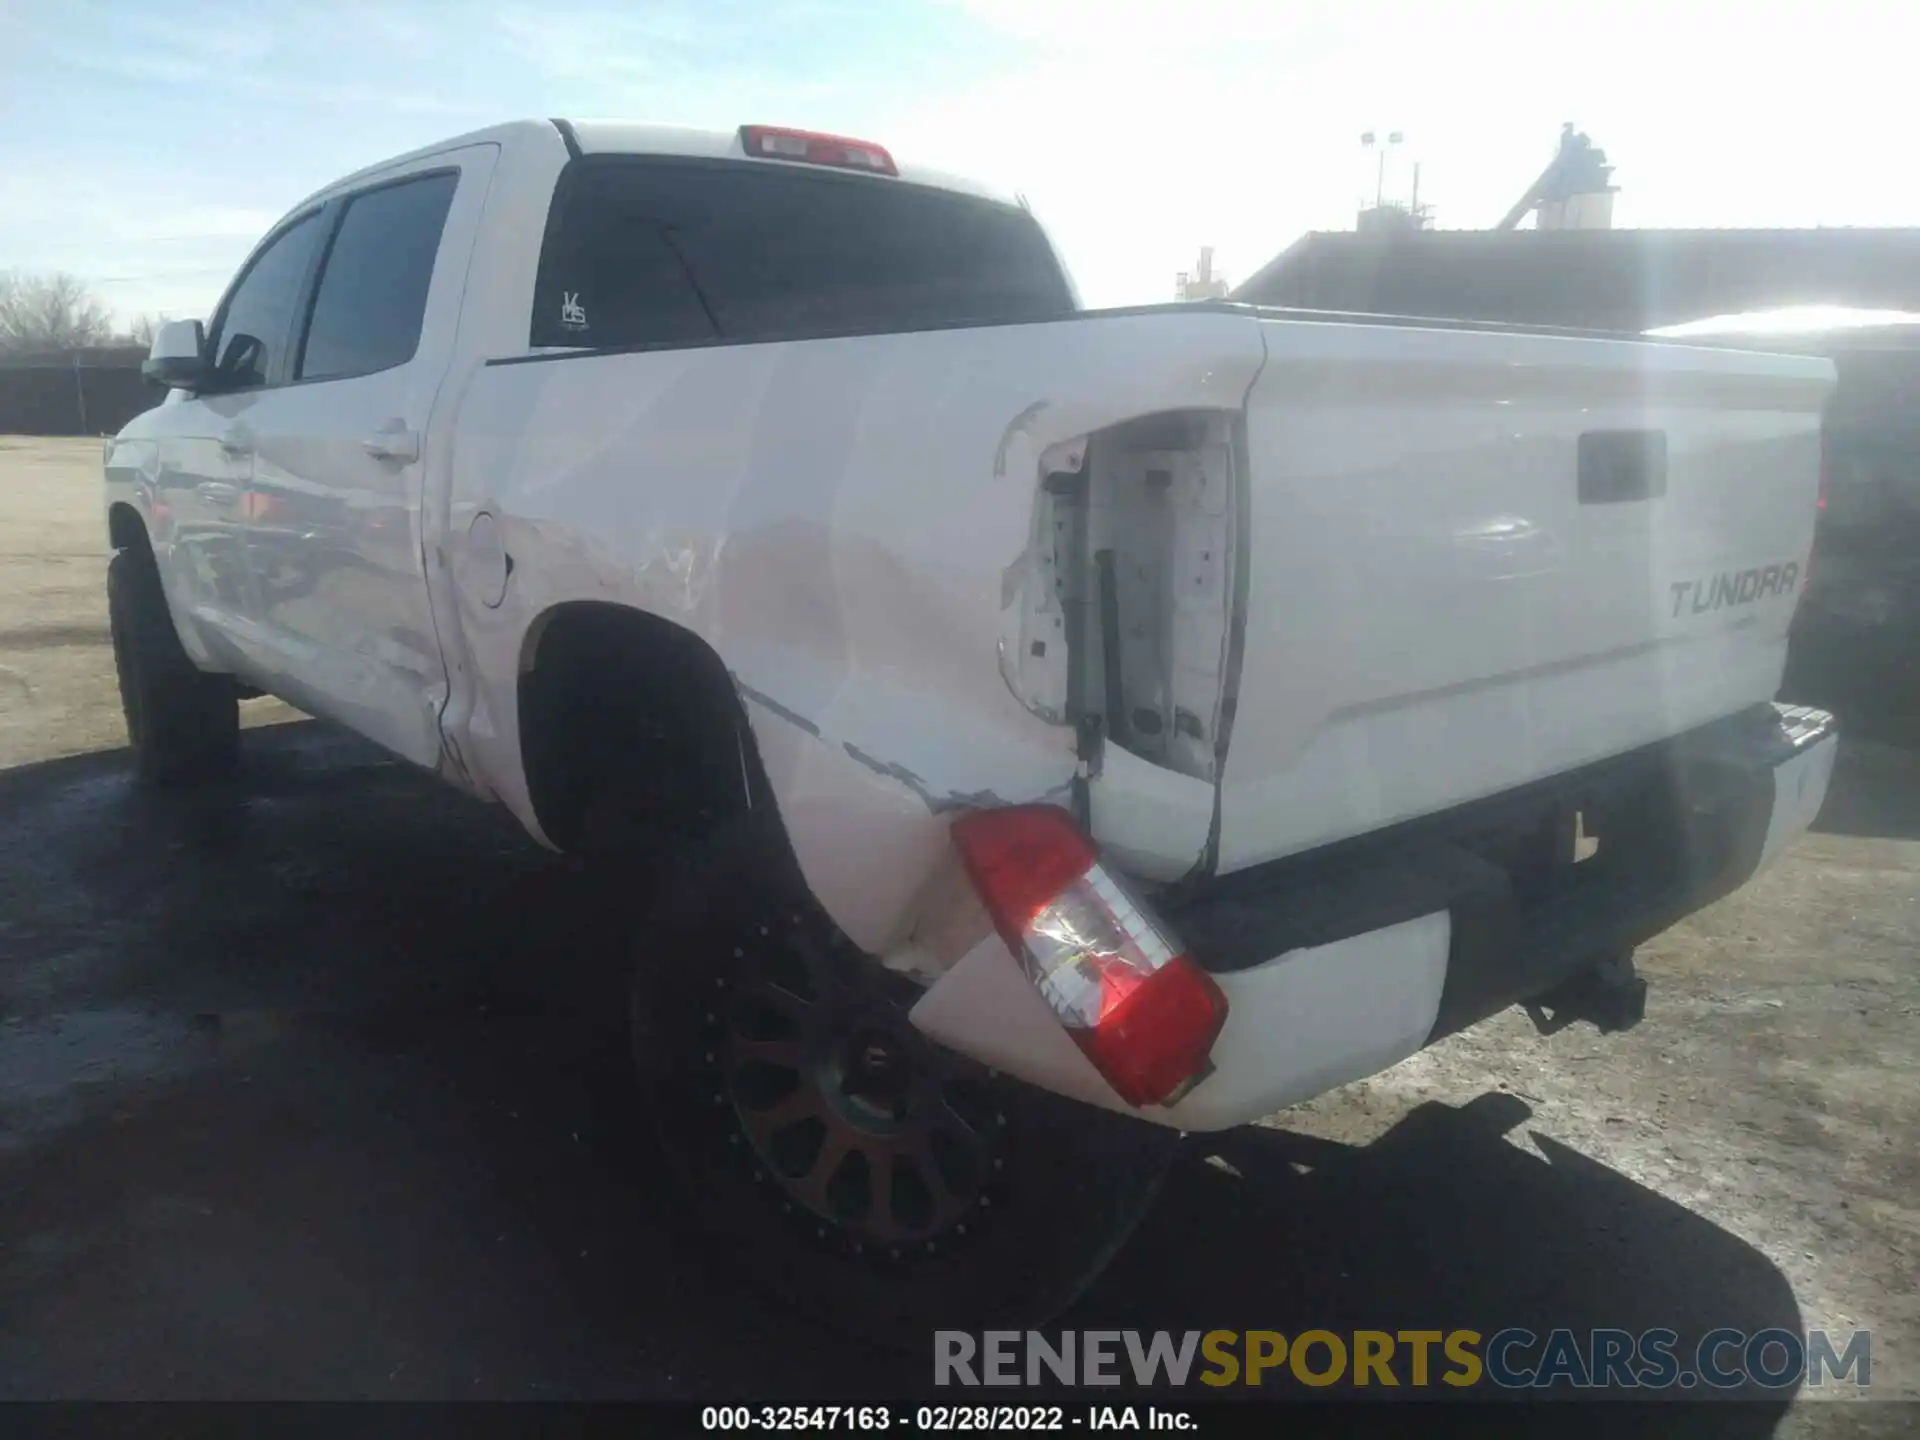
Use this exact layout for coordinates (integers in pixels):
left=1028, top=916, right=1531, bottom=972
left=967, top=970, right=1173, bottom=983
left=0, top=724, right=1799, bottom=1422
left=1085, top=1109, right=1801, bottom=1416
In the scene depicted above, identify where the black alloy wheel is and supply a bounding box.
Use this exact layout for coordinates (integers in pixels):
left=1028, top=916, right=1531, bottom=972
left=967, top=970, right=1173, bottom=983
left=631, top=820, right=1183, bottom=1341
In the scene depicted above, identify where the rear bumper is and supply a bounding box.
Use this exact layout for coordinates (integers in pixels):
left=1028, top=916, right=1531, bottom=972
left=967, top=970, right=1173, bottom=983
left=911, top=704, right=1838, bottom=1131
left=1420, top=702, right=1835, bottom=1042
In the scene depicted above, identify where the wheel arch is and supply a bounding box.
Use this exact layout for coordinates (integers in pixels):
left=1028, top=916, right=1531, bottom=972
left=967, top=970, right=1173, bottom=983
left=514, top=600, right=784, bottom=861
left=107, top=501, right=149, bottom=554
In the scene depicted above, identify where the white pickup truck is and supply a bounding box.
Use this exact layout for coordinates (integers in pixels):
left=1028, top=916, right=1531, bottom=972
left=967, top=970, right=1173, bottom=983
left=105, top=119, right=1839, bottom=1332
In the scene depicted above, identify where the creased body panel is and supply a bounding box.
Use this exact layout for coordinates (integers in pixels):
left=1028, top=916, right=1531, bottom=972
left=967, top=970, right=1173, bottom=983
left=1217, top=321, right=1834, bottom=875
left=104, top=399, right=235, bottom=672
left=447, top=312, right=1265, bottom=951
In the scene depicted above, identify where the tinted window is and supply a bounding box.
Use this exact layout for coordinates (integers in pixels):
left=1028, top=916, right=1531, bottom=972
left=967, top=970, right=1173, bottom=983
left=211, top=212, right=322, bottom=388
left=299, top=173, right=457, bottom=381
left=531, top=160, right=1073, bottom=349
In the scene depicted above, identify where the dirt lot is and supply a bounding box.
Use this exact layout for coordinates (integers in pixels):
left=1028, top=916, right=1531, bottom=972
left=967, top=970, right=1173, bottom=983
left=2, top=436, right=1916, bottom=1426
left=0, top=436, right=303, bottom=768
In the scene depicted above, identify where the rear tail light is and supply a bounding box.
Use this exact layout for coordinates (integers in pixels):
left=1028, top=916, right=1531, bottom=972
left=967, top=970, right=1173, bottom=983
left=950, top=805, right=1228, bottom=1108
left=739, top=125, right=897, bottom=176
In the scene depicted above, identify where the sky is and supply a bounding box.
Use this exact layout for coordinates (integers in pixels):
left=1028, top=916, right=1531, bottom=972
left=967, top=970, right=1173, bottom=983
left=1, top=0, right=1913, bottom=325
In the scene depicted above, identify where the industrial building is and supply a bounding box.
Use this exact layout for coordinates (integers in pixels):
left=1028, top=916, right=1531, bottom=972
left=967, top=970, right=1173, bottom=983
left=1233, top=126, right=1920, bottom=333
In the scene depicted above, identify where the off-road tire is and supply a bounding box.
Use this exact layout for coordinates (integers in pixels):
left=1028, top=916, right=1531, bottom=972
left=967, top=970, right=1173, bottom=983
left=107, top=545, right=239, bottom=786
left=630, top=819, right=1181, bottom=1344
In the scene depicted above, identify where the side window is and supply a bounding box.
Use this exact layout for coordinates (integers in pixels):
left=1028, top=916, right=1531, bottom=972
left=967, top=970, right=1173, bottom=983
left=209, top=212, right=323, bottom=389
left=298, top=172, right=458, bottom=383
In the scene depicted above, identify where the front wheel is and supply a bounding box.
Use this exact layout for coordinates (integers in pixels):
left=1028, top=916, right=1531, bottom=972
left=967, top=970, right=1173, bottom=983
left=631, top=822, right=1181, bottom=1342
left=107, top=546, right=239, bottom=786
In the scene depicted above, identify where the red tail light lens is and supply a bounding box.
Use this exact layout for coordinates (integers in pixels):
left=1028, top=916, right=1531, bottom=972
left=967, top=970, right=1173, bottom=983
left=950, top=805, right=1228, bottom=1107
left=739, top=125, right=898, bottom=176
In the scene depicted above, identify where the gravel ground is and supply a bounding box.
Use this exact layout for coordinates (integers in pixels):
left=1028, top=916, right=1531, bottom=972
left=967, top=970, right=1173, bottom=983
left=1, top=437, right=1915, bottom=1431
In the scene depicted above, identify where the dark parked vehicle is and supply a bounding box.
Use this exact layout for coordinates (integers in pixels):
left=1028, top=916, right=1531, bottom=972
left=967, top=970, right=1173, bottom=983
left=1655, top=310, right=1920, bottom=734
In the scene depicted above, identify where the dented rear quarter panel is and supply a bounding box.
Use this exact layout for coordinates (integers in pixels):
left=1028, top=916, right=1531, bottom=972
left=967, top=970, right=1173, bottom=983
left=443, top=312, right=1265, bottom=951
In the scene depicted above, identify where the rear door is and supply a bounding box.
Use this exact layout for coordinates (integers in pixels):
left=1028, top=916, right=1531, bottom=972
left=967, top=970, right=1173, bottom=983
left=236, top=147, right=495, bottom=767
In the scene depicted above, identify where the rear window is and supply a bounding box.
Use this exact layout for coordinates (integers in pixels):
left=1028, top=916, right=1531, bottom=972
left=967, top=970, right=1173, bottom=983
left=530, top=158, right=1073, bottom=350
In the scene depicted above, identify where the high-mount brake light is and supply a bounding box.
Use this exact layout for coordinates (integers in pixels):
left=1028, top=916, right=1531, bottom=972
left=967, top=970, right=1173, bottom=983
left=950, top=805, right=1228, bottom=1108
left=739, top=125, right=898, bottom=176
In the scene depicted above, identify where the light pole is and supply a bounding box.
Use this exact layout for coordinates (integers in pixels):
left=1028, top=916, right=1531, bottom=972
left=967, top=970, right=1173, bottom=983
left=1361, top=130, right=1404, bottom=208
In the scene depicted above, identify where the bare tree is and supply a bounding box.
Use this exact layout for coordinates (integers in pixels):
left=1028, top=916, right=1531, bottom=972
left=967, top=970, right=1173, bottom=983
left=123, top=312, right=168, bottom=348
left=0, top=271, right=116, bottom=353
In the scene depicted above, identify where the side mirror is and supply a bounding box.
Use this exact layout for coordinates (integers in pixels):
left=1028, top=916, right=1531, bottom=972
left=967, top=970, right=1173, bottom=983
left=141, top=319, right=210, bottom=391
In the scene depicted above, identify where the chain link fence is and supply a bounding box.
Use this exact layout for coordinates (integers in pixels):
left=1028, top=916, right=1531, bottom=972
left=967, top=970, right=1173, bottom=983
left=0, top=348, right=158, bottom=436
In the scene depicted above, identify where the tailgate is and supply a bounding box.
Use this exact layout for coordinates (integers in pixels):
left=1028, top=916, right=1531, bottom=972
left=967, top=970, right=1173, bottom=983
left=1213, top=320, right=1835, bottom=874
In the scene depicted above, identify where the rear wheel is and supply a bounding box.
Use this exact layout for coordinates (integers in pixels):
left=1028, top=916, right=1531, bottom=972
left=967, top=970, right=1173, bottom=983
left=631, top=822, right=1181, bottom=1341
left=107, top=545, right=239, bottom=786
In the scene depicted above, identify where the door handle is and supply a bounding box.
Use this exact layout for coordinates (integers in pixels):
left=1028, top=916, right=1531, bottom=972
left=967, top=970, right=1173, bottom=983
left=195, top=481, right=241, bottom=503
left=219, top=426, right=253, bottom=457
left=363, top=425, right=420, bottom=463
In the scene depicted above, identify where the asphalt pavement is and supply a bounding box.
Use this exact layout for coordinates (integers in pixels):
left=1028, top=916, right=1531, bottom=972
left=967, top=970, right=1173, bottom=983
left=0, top=721, right=1910, bottom=1428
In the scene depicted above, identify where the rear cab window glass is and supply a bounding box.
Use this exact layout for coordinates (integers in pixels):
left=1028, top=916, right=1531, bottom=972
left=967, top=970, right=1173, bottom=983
left=299, top=171, right=458, bottom=382
left=209, top=212, right=324, bottom=389
left=531, top=158, right=1074, bottom=350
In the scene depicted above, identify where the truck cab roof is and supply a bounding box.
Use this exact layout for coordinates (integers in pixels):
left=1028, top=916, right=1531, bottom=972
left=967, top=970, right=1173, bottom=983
left=294, top=118, right=1019, bottom=216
